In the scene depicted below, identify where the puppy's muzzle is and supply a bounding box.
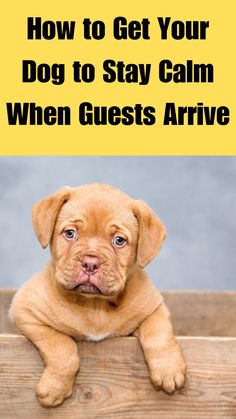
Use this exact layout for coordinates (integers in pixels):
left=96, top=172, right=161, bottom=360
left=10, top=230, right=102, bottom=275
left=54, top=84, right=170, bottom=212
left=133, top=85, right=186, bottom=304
left=71, top=255, right=102, bottom=295
left=81, top=256, right=100, bottom=275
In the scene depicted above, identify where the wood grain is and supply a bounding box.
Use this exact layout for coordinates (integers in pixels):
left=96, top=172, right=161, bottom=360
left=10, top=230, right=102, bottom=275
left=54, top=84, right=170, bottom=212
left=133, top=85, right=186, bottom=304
left=163, top=290, right=236, bottom=337
left=0, top=289, right=18, bottom=334
left=1, top=335, right=236, bottom=418
left=1, top=289, right=236, bottom=336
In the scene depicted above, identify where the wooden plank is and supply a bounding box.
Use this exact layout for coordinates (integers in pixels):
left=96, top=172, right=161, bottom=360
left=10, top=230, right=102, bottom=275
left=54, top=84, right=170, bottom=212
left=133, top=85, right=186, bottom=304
left=163, top=291, right=236, bottom=337
left=0, top=335, right=236, bottom=418
left=0, top=289, right=18, bottom=334
left=1, top=289, right=236, bottom=336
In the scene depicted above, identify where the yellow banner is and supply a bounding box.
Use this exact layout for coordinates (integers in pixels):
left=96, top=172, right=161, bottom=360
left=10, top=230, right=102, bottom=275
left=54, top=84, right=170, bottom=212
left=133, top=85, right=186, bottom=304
left=0, top=0, right=235, bottom=155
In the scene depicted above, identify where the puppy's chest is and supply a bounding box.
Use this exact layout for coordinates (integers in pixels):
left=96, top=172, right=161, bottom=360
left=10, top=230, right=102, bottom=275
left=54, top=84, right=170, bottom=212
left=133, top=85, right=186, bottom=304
left=76, top=314, right=113, bottom=341
left=53, top=298, right=143, bottom=341
left=56, top=304, right=116, bottom=340
left=82, top=331, right=112, bottom=342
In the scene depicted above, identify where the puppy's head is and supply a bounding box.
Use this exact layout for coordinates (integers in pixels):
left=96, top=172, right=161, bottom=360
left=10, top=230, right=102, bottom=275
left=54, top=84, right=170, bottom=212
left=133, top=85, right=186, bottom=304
left=32, top=184, right=166, bottom=298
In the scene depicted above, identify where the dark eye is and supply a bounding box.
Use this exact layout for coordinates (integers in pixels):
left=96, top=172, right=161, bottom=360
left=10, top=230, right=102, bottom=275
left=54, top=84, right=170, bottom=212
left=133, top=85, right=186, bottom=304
left=64, top=229, right=76, bottom=240
left=113, top=236, right=126, bottom=247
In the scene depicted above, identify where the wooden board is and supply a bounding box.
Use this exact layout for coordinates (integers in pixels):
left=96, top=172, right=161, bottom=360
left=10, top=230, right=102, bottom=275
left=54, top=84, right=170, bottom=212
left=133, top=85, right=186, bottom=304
left=163, top=290, right=236, bottom=337
left=0, top=335, right=236, bottom=418
left=0, top=289, right=18, bottom=334
left=1, top=289, right=236, bottom=336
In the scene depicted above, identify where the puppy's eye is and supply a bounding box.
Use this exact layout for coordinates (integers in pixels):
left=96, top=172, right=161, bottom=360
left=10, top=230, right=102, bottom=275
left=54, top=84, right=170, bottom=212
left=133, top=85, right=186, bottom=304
left=64, top=229, right=76, bottom=240
left=113, top=236, right=126, bottom=247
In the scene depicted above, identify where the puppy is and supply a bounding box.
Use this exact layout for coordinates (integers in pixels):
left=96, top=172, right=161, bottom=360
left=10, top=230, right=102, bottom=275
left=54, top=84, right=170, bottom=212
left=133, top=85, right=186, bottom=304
left=10, top=184, right=186, bottom=407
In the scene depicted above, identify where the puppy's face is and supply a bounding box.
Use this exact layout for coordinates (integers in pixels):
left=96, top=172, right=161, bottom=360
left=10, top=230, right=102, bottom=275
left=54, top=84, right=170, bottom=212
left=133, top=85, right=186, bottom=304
left=51, top=188, right=139, bottom=297
left=32, top=184, right=166, bottom=298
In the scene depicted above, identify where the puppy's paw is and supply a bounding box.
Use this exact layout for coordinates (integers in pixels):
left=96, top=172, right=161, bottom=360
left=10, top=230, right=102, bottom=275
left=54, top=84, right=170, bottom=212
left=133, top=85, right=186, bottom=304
left=36, top=370, right=74, bottom=407
left=150, top=349, right=186, bottom=394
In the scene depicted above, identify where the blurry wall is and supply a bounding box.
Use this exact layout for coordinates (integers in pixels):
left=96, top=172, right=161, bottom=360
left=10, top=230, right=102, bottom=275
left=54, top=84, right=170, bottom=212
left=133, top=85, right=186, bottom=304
left=0, top=156, right=235, bottom=290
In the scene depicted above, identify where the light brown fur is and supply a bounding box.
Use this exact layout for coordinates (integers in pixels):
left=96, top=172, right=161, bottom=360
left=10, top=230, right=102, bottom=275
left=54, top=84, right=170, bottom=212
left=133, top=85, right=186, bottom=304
left=10, top=184, right=186, bottom=407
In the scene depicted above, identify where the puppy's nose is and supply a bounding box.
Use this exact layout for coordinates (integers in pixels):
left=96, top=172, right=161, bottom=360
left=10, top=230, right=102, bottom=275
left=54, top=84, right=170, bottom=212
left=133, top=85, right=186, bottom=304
left=81, top=256, right=100, bottom=274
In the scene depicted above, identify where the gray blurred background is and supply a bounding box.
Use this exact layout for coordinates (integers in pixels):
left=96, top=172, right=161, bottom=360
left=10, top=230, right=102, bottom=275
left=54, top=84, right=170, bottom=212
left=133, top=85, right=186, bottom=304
left=0, top=157, right=235, bottom=290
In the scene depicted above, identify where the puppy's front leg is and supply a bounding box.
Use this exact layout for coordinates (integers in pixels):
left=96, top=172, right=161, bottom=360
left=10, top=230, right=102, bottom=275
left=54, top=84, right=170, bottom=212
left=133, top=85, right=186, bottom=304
left=137, top=303, right=186, bottom=394
left=19, top=322, right=80, bottom=407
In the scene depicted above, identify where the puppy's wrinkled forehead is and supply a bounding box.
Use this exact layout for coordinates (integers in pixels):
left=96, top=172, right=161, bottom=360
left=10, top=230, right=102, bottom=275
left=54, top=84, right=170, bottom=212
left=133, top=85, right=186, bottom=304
left=56, top=187, right=138, bottom=235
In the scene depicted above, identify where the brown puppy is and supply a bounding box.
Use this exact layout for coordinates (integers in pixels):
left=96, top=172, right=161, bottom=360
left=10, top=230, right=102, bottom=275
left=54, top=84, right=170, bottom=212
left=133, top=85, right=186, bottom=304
left=10, top=184, right=186, bottom=407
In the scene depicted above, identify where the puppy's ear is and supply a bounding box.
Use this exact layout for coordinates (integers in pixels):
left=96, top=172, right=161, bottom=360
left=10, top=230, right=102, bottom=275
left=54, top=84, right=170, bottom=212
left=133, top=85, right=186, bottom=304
left=32, top=187, right=72, bottom=248
left=133, top=200, right=167, bottom=268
